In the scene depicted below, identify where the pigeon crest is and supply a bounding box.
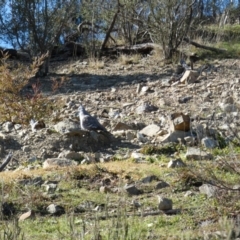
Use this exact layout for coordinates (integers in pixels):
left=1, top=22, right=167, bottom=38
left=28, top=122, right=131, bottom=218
left=78, top=104, right=107, bottom=131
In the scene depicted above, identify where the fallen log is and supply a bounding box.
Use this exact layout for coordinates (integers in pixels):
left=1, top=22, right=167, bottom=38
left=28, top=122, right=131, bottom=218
left=101, top=43, right=160, bottom=56
left=183, top=37, right=226, bottom=53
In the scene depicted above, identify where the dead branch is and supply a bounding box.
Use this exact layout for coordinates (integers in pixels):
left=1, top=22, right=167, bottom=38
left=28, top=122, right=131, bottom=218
left=0, top=151, right=13, bottom=172
left=183, top=37, right=226, bottom=53
left=101, top=7, right=121, bottom=50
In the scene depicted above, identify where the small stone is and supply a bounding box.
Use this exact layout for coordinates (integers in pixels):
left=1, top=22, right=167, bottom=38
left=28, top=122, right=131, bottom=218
left=140, top=124, right=161, bottom=137
left=199, top=184, right=217, bottom=198
left=44, top=183, right=58, bottom=194
left=180, top=70, right=199, bottom=84
left=184, top=191, right=195, bottom=197
left=47, top=204, right=65, bottom=215
left=43, top=158, right=78, bottom=169
left=124, top=184, right=142, bottom=195
left=167, top=158, right=186, bottom=168
left=99, top=186, right=111, bottom=193
left=113, top=122, right=132, bottom=131
left=58, top=150, right=82, bottom=160
left=157, top=196, right=173, bottom=211
left=155, top=181, right=170, bottom=189
left=201, top=137, right=218, bottom=149
left=125, top=130, right=136, bottom=140
left=141, top=175, right=159, bottom=183
left=185, top=147, right=213, bottom=160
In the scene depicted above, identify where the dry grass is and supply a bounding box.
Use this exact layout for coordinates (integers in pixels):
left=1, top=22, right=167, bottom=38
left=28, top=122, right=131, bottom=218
left=118, top=54, right=142, bottom=65
left=88, top=58, right=105, bottom=69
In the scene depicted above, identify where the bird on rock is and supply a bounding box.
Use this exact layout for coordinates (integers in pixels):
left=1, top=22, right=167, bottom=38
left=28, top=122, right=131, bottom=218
left=78, top=104, right=107, bottom=132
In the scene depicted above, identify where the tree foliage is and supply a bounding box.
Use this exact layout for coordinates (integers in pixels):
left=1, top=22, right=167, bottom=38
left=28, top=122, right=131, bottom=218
left=0, top=0, right=239, bottom=62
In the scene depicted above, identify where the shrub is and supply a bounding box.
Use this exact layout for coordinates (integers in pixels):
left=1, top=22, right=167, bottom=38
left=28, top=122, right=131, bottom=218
left=0, top=54, right=58, bottom=125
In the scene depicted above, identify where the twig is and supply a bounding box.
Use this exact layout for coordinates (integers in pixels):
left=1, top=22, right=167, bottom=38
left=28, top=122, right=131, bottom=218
left=0, top=151, right=13, bottom=172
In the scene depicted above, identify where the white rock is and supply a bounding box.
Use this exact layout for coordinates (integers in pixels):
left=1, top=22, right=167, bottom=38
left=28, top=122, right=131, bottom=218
left=185, top=147, right=213, bottom=160
left=140, top=124, right=161, bottom=137
left=43, top=158, right=78, bottom=169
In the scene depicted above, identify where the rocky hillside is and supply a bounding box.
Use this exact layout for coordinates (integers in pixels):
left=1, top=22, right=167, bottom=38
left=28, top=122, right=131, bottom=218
left=1, top=55, right=240, bottom=239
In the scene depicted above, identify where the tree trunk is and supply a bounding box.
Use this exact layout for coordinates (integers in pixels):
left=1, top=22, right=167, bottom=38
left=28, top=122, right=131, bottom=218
left=101, top=7, right=120, bottom=50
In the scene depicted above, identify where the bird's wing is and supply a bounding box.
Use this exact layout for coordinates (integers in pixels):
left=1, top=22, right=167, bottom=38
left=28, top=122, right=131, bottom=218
left=82, top=115, right=106, bottom=131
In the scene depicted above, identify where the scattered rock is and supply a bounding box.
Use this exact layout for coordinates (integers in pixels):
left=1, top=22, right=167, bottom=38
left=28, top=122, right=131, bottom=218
left=46, top=204, right=65, bottom=215
left=141, top=175, right=159, bottom=183
left=54, top=120, right=80, bottom=134
left=58, top=150, right=82, bottom=160
left=201, top=137, right=218, bottom=149
left=161, top=130, right=192, bottom=143
left=185, top=147, right=213, bottom=160
left=184, top=191, right=195, bottom=197
left=157, top=196, right=173, bottom=211
left=155, top=181, right=170, bottom=189
left=99, top=186, right=111, bottom=193
left=167, top=158, right=186, bottom=168
left=180, top=70, right=199, bottom=84
left=18, top=177, right=44, bottom=186
left=136, top=103, right=158, bottom=114
left=43, top=158, right=78, bottom=169
left=124, top=184, right=143, bottom=195
left=199, top=184, right=217, bottom=198
left=140, top=124, right=161, bottom=137
left=113, top=122, right=133, bottom=131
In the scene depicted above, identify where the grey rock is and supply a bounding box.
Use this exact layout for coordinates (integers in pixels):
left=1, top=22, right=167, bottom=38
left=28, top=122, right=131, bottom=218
left=219, top=103, right=237, bottom=112
left=178, top=96, right=192, bottom=103
left=199, top=184, right=217, bottom=198
left=161, top=131, right=192, bottom=143
left=125, top=130, right=136, bottom=140
left=141, top=175, right=159, bottom=183
left=185, top=147, right=213, bottom=160
left=43, top=183, right=58, bottom=194
left=54, top=120, right=79, bottom=134
left=58, top=150, right=82, bottom=160
left=157, top=196, right=173, bottom=211
left=124, top=184, right=142, bottom=195
left=78, top=104, right=107, bottom=131
left=184, top=136, right=195, bottom=145
left=140, top=124, right=161, bottom=137
left=112, top=122, right=132, bottom=131
left=136, top=103, right=158, bottom=114
left=18, top=177, right=44, bottom=186
left=155, top=181, right=170, bottom=189
left=137, top=132, right=148, bottom=143
left=167, top=158, right=186, bottom=168
left=43, top=158, right=78, bottom=169
left=3, top=122, right=13, bottom=132
left=201, top=137, right=218, bottom=149
left=180, top=70, right=199, bottom=84
left=184, top=191, right=195, bottom=197
left=46, top=204, right=65, bottom=215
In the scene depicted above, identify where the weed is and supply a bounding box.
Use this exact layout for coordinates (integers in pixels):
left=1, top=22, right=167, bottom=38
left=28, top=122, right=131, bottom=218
left=140, top=143, right=185, bottom=155
left=118, top=54, right=141, bottom=65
